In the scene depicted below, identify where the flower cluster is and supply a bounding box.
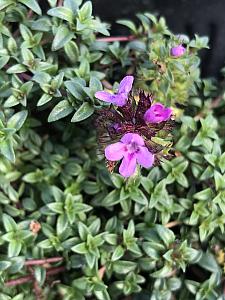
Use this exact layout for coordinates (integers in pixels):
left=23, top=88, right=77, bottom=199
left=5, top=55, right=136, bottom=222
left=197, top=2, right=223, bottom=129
left=95, top=76, right=174, bottom=177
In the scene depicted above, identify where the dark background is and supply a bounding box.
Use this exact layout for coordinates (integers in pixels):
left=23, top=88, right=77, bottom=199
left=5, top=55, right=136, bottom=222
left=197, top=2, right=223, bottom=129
left=93, top=0, right=225, bottom=78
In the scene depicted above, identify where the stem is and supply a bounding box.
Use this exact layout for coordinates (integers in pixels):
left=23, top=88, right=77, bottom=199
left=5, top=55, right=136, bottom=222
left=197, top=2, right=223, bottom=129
left=4, top=65, right=32, bottom=82
left=210, top=94, right=223, bottom=109
left=5, top=266, right=65, bottom=287
left=96, top=35, right=135, bottom=42
left=5, top=275, right=33, bottom=286
left=102, top=80, right=113, bottom=90
left=98, top=266, right=106, bottom=280
left=33, top=280, right=43, bottom=300
left=57, top=0, right=63, bottom=6
left=46, top=266, right=65, bottom=276
left=165, top=220, right=181, bottom=228
left=25, top=257, right=63, bottom=266
left=27, top=9, right=33, bottom=19
left=18, top=73, right=32, bottom=81
left=166, top=269, right=177, bottom=277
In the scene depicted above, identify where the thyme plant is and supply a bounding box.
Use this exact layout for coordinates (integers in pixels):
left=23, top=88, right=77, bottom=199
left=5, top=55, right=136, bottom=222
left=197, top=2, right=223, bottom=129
left=0, top=0, right=224, bottom=299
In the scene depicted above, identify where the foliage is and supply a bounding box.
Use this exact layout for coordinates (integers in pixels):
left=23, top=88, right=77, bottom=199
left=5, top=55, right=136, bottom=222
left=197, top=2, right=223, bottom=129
left=0, top=0, right=224, bottom=299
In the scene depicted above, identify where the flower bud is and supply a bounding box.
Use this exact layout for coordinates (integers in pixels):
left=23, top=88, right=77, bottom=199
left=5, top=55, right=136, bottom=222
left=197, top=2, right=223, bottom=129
left=170, top=45, right=186, bottom=57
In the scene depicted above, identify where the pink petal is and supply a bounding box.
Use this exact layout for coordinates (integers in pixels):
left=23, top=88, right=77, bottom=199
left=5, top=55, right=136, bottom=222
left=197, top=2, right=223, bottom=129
left=170, top=45, right=186, bottom=57
left=163, top=108, right=173, bottom=120
left=105, top=142, right=126, bottom=161
left=113, top=93, right=127, bottom=106
left=118, top=76, right=134, bottom=94
left=136, top=147, right=154, bottom=168
left=144, top=110, right=162, bottom=123
left=95, top=91, right=114, bottom=103
left=119, top=154, right=137, bottom=177
left=121, top=133, right=145, bottom=146
left=144, top=103, right=172, bottom=123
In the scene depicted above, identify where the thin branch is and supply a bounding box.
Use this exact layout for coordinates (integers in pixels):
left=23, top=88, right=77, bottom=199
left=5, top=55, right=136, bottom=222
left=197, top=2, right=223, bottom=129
left=25, top=257, right=63, bottom=266
left=18, top=73, right=32, bottom=81
left=28, top=266, right=43, bottom=300
left=57, top=0, right=63, bottom=6
left=165, top=220, right=181, bottom=228
left=166, top=269, right=177, bottom=277
left=5, top=266, right=65, bottom=287
left=96, top=35, right=135, bottom=42
left=102, top=80, right=113, bottom=90
left=46, top=266, right=65, bottom=276
left=210, top=94, right=223, bottom=109
left=4, top=65, right=32, bottom=82
left=27, top=9, right=33, bottom=19
left=98, top=266, right=106, bottom=280
left=33, top=280, right=43, bottom=300
left=5, top=274, right=33, bottom=286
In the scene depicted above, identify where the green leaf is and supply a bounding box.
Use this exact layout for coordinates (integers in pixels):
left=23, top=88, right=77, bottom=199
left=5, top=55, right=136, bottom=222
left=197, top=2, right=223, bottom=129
left=117, top=20, right=137, bottom=33
left=71, top=102, right=94, bottom=122
left=1, top=139, right=15, bottom=162
left=37, top=94, right=52, bottom=106
left=78, top=222, right=89, bottom=241
left=214, top=171, right=225, bottom=191
left=37, top=239, right=52, bottom=249
left=219, top=152, right=225, bottom=173
left=130, top=188, right=148, bottom=206
left=47, top=202, right=64, bottom=214
left=48, top=100, right=73, bottom=122
left=7, top=110, right=28, bottom=131
left=57, top=214, right=68, bottom=235
left=71, top=242, right=87, bottom=254
left=64, top=41, right=79, bottom=63
left=48, top=7, right=73, bottom=22
left=101, top=190, right=121, bottom=207
left=197, top=252, right=221, bottom=274
left=151, top=264, right=173, bottom=278
left=8, top=240, right=22, bottom=257
left=2, top=214, right=18, bottom=231
left=113, top=260, right=137, bottom=274
left=142, top=242, right=160, bottom=260
left=176, top=173, right=188, bottom=188
left=193, top=188, right=212, bottom=201
left=6, top=64, right=27, bottom=74
left=0, top=0, right=14, bottom=10
left=156, top=225, right=175, bottom=247
left=34, top=266, right=46, bottom=286
left=74, top=203, right=92, bottom=213
left=95, top=289, right=110, bottom=300
left=23, top=171, right=40, bottom=183
left=111, top=245, right=125, bottom=261
left=52, top=25, right=74, bottom=51
left=85, top=252, right=96, bottom=269
left=20, top=24, right=33, bottom=41
left=0, top=56, right=10, bottom=69
left=19, top=0, right=42, bottom=15
left=111, top=174, right=124, bottom=188
left=78, top=1, right=92, bottom=21
left=0, top=261, right=11, bottom=271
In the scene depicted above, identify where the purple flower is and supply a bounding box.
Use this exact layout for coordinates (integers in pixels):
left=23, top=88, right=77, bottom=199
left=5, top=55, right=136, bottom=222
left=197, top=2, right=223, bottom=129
left=105, top=133, right=154, bottom=177
left=170, top=45, right=185, bottom=57
left=95, top=76, right=134, bottom=107
left=144, top=103, right=172, bottom=124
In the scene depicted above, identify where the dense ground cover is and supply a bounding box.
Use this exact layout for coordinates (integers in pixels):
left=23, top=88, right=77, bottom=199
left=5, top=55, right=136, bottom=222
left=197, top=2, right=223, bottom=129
left=0, top=0, right=225, bottom=299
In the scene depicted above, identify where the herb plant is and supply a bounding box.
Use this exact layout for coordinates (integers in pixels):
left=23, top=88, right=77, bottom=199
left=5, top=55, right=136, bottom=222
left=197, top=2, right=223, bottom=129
left=0, top=0, right=224, bottom=299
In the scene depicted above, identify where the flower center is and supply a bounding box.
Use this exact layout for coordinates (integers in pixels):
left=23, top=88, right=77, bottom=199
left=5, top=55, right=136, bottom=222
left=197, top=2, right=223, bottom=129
left=153, top=107, right=163, bottom=117
left=126, top=141, right=139, bottom=154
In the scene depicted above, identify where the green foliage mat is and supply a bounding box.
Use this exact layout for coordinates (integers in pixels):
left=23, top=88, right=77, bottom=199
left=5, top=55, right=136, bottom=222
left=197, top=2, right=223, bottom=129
left=0, top=0, right=225, bottom=299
